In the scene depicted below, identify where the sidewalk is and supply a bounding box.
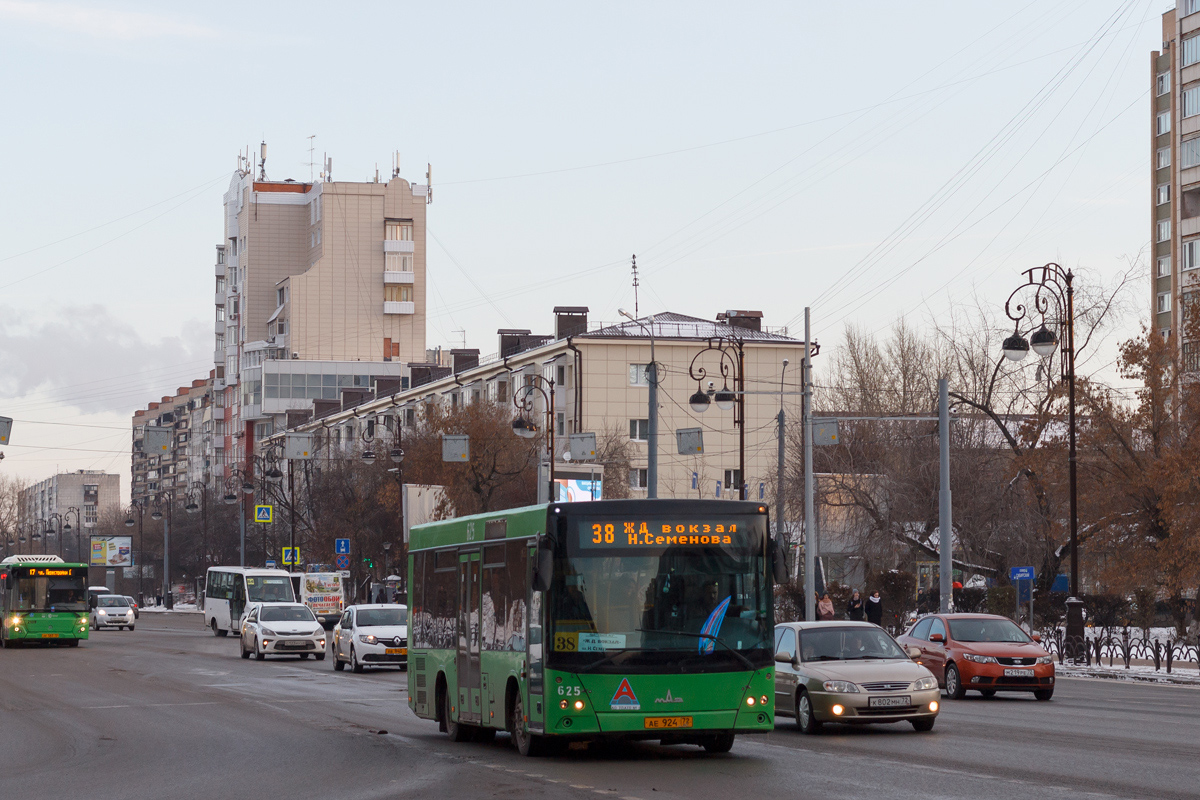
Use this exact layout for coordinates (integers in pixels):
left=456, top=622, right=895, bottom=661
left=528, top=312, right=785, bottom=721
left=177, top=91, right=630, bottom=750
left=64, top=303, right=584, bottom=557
left=1059, top=661, right=1200, bottom=687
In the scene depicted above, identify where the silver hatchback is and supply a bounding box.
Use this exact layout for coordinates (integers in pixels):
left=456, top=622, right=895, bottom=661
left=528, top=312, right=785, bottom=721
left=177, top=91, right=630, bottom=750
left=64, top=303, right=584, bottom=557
left=90, top=595, right=135, bottom=631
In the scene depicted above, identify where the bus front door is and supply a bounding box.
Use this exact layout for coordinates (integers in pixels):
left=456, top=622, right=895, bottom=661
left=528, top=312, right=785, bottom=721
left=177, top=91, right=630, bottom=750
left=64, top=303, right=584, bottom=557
left=230, top=578, right=246, bottom=631
left=457, top=552, right=482, bottom=724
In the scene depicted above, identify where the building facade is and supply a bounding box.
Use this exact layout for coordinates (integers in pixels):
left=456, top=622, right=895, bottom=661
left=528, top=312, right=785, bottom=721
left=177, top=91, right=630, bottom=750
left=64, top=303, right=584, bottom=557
left=131, top=375, right=214, bottom=506
left=213, top=158, right=429, bottom=481
left=1152, top=3, right=1200, bottom=350
left=19, top=471, right=122, bottom=558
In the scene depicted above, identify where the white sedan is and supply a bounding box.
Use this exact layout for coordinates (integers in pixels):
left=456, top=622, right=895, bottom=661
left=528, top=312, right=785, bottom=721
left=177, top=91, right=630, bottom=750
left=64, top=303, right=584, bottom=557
left=240, top=602, right=326, bottom=661
left=332, top=604, right=408, bottom=672
left=90, top=594, right=135, bottom=631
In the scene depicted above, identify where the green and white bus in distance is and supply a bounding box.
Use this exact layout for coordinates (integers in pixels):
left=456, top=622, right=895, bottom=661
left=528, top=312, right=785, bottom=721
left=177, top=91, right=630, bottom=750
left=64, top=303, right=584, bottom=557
left=0, top=555, right=90, bottom=646
left=407, top=499, right=787, bottom=755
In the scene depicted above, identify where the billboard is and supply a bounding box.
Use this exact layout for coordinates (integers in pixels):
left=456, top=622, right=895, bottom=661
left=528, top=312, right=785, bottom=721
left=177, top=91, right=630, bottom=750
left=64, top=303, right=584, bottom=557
left=91, top=536, right=133, bottom=567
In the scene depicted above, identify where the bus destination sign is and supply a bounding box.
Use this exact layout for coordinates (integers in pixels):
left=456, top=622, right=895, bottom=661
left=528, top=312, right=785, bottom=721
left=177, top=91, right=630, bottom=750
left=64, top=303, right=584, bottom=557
left=577, top=518, right=758, bottom=550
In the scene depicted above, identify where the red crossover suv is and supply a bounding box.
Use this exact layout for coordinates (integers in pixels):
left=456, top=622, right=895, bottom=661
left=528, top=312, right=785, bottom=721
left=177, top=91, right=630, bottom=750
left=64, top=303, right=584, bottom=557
left=896, top=613, right=1055, bottom=701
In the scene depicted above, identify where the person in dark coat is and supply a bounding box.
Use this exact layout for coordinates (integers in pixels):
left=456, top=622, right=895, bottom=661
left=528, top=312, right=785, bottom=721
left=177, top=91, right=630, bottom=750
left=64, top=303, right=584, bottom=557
left=865, top=590, right=883, bottom=626
left=846, top=590, right=865, bottom=621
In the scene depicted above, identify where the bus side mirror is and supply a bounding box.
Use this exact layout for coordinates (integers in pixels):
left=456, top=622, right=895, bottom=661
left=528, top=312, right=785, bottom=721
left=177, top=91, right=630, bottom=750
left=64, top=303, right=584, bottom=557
left=771, top=537, right=788, bottom=584
left=533, top=538, right=554, bottom=594
left=89, top=596, right=97, bottom=609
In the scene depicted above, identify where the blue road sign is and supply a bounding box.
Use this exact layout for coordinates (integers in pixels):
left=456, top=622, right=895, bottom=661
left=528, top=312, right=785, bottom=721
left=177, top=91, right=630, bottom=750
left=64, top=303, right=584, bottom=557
left=1010, top=566, right=1035, bottom=581
left=254, top=504, right=273, bottom=523
left=265, top=560, right=276, bottom=569
left=335, top=538, right=350, bottom=555
left=335, top=554, right=350, bottom=570
left=282, top=547, right=299, bottom=566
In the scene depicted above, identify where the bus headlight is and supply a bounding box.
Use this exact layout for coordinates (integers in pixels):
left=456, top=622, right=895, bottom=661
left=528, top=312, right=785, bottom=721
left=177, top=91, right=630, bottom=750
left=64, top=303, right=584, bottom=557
left=7, top=615, right=21, bottom=626
left=574, top=700, right=585, bottom=710
left=746, top=696, right=756, bottom=706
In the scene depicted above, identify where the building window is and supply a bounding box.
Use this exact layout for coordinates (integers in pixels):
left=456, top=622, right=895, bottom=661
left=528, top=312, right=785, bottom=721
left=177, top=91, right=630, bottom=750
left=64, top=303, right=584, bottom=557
left=629, top=419, right=649, bottom=441
left=385, top=253, right=414, bottom=271
left=1158, top=111, right=1172, bottom=136
left=1186, top=34, right=1200, bottom=68
left=277, top=287, right=287, bottom=306
left=384, top=220, right=413, bottom=241
left=723, top=469, right=743, bottom=490
left=1158, top=219, right=1172, bottom=242
left=556, top=365, right=566, bottom=387
left=1185, top=86, right=1200, bottom=119
left=1184, top=137, right=1200, bottom=170
left=1158, top=71, right=1171, bottom=96
left=384, top=285, right=413, bottom=302
left=556, top=412, right=565, bottom=436
left=1184, top=240, right=1199, bottom=271
left=628, top=364, right=650, bottom=386
left=1158, top=292, right=1172, bottom=314
left=1158, top=184, right=1171, bottom=205
left=1159, top=147, right=1172, bottom=169
left=1186, top=0, right=1200, bottom=17
left=629, top=468, right=648, bottom=490
left=216, top=277, right=225, bottom=293
left=1159, top=255, right=1172, bottom=277
left=216, top=307, right=225, bottom=322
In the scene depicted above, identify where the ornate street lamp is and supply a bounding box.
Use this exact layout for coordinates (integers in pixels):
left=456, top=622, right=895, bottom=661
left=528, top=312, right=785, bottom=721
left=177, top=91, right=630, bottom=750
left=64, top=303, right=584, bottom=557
left=689, top=335, right=748, bottom=499
left=511, top=374, right=556, bottom=500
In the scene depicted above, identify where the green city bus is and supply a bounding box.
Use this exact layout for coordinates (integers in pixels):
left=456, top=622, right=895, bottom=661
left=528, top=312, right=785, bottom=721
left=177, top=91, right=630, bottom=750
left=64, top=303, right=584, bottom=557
left=0, top=555, right=90, bottom=646
left=407, top=499, right=786, bottom=755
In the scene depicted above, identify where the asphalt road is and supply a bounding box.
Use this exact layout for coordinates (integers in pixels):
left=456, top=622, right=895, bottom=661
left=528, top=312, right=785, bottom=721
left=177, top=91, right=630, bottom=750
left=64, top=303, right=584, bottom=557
left=1, top=613, right=1196, bottom=800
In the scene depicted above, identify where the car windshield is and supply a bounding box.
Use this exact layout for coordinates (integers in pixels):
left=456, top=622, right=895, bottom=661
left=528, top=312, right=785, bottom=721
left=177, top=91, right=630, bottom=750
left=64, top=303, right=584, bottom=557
left=357, top=608, right=408, bottom=627
left=948, top=618, right=1032, bottom=643
left=799, top=627, right=908, bottom=662
left=548, top=514, right=773, bottom=673
left=98, top=596, right=128, bottom=608
left=246, top=576, right=295, bottom=603
left=260, top=606, right=315, bottom=622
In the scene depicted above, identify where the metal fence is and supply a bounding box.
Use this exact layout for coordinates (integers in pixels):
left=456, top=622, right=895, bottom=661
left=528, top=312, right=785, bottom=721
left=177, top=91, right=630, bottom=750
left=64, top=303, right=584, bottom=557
left=1037, top=626, right=1200, bottom=673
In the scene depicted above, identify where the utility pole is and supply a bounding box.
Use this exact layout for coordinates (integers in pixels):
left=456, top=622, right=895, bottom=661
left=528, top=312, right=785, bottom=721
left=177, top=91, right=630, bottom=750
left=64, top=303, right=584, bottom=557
left=803, top=308, right=816, bottom=622
left=647, top=316, right=657, bottom=499
left=939, top=378, right=953, bottom=614
left=288, top=460, right=296, bottom=565
left=777, top=359, right=788, bottom=547
left=163, top=500, right=172, bottom=609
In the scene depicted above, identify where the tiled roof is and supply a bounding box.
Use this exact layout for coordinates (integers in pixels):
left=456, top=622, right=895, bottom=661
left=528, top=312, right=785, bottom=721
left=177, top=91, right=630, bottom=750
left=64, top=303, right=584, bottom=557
left=579, top=312, right=802, bottom=343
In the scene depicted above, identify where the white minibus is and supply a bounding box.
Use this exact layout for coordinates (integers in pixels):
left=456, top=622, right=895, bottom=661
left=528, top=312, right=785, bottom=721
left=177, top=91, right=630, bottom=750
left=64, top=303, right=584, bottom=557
left=203, top=567, right=296, bottom=636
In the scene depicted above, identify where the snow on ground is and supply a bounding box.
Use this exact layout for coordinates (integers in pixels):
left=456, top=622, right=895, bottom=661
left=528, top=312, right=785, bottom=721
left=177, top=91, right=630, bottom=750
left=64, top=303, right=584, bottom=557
left=140, top=603, right=201, bottom=613
left=1059, top=662, right=1200, bottom=685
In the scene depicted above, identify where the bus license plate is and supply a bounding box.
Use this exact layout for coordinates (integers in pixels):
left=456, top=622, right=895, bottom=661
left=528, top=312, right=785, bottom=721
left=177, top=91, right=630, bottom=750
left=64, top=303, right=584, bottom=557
left=868, top=696, right=909, bottom=708
left=1004, top=668, right=1034, bottom=677
left=644, top=716, right=692, bottom=729
left=41, top=633, right=59, bottom=638
left=386, top=648, right=407, bottom=655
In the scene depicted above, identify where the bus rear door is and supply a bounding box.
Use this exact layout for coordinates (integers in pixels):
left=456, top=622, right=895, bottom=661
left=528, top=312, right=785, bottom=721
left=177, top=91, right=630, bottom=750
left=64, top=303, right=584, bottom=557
left=457, top=551, right=482, bottom=724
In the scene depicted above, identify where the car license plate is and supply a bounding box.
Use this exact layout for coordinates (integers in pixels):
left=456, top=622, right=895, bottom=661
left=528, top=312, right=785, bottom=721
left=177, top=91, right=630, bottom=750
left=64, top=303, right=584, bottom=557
left=41, top=633, right=59, bottom=638
left=644, top=716, right=693, bottom=729
left=1004, top=668, right=1034, bottom=677
left=283, top=641, right=306, bottom=647
left=385, top=648, right=407, bottom=655
left=867, top=695, right=910, bottom=708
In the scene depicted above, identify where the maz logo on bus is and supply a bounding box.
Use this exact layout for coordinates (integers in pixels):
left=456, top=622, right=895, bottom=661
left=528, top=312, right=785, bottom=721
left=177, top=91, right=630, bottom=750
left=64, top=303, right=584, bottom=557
left=586, top=521, right=737, bottom=548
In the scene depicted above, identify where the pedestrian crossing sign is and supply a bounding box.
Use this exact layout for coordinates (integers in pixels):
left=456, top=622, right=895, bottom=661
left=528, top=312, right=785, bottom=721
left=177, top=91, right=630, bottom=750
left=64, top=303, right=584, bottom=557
left=282, top=547, right=299, bottom=566
left=254, top=505, right=273, bottom=523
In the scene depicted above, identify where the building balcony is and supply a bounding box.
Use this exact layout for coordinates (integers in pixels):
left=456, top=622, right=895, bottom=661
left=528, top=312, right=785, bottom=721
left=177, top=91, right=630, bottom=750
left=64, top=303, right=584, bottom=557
left=215, top=262, right=225, bottom=277
left=1184, top=216, right=1200, bottom=238
left=215, top=292, right=225, bottom=306
left=383, top=301, right=415, bottom=315
left=215, top=318, right=225, bottom=333
left=383, top=239, right=415, bottom=254
left=214, top=349, right=224, bottom=365
left=383, top=270, right=415, bottom=284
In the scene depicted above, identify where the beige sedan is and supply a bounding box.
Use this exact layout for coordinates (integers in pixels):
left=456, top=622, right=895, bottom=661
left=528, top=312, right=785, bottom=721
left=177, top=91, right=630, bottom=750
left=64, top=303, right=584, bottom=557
left=774, top=621, right=940, bottom=733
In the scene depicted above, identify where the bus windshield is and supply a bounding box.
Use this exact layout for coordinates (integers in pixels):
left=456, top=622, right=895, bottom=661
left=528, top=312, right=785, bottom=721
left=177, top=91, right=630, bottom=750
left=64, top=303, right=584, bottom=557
left=548, top=514, right=772, bottom=673
left=245, top=576, right=295, bottom=603
left=9, top=568, right=88, bottom=612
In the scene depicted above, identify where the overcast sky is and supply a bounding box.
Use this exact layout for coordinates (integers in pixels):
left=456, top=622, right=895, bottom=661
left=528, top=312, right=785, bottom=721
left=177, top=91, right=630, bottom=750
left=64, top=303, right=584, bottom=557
left=0, top=0, right=1163, bottom=495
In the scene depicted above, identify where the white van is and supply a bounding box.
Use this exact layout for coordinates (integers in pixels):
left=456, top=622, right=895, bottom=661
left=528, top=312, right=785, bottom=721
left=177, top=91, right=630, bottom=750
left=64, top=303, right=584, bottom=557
left=292, top=572, right=345, bottom=629
left=203, top=567, right=296, bottom=636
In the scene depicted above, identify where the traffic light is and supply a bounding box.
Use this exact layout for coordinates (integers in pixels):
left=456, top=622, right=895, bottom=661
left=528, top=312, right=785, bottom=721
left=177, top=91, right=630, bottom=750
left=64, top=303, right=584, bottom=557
left=362, top=556, right=374, bottom=568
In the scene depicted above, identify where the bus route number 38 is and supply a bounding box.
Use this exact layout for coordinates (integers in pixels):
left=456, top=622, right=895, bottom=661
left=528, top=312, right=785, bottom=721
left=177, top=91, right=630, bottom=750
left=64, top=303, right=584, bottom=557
left=592, top=523, right=615, bottom=544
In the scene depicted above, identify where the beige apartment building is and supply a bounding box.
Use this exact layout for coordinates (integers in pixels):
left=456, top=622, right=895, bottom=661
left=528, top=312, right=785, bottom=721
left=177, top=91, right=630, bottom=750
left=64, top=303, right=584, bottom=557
left=19, top=471, right=121, bottom=559
left=283, top=307, right=809, bottom=510
left=131, top=375, right=214, bottom=506
left=1152, top=3, right=1200, bottom=356
left=214, top=156, right=427, bottom=478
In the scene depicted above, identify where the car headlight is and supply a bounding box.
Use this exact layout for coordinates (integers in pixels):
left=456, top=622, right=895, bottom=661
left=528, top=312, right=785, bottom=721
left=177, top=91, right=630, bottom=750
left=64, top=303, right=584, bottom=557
left=962, top=653, right=997, bottom=664
left=1036, top=655, right=1054, bottom=665
left=822, top=680, right=860, bottom=693
left=910, top=676, right=938, bottom=691
left=360, top=634, right=378, bottom=645
left=312, top=629, right=323, bottom=637
left=98, top=610, right=107, bottom=615
left=261, top=627, right=278, bottom=636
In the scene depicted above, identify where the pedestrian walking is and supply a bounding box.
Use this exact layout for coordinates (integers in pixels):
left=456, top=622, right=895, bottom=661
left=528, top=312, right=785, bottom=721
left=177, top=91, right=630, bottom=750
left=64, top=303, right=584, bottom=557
left=846, top=590, right=865, bottom=621
left=865, top=590, right=883, bottom=626
left=817, top=592, right=835, bottom=621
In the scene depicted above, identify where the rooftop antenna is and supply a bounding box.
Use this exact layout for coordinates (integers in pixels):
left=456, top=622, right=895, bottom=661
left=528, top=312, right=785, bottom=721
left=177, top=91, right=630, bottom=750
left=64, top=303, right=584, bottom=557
left=306, top=135, right=317, bottom=182
left=392, top=151, right=400, bottom=178
left=325, top=155, right=332, bottom=182
left=426, top=162, right=433, bottom=205
left=631, top=254, right=640, bottom=318
left=258, top=141, right=268, bottom=181
left=453, top=329, right=466, bottom=349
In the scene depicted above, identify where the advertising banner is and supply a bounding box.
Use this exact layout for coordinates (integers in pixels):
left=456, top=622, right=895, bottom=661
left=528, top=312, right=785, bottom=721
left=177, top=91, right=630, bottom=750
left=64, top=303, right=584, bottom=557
left=302, top=572, right=344, bottom=616
left=90, top=536, right=133, bottom=567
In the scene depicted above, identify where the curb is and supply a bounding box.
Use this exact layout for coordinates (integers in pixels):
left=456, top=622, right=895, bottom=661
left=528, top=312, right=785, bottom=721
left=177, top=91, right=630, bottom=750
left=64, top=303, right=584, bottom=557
left=1059, top=668, right=1200, bottom=687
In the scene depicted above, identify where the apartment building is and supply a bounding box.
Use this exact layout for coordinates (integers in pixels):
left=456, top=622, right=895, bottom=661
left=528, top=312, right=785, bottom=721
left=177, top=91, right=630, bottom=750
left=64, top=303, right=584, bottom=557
left=1152, top=3, right=1200, bottom=354
left=282, top=306, right=809, bottom=508
left=213, top=156, right=426, bottom=478
left=19, top=471, right=121, bottom=557
left=131, top=375, right=214, bottom=505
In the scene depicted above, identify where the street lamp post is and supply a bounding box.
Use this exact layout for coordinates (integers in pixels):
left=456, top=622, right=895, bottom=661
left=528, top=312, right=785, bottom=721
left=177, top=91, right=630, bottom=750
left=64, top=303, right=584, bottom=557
left=151, top=490, right=175, bottom=609
left=1000, top=262, right=1083, bottom=658
left=512, top=374, right=557, bottom=502
left=185, top=482, right=209, bottom=575
left=62, top=507, right=80, bottom=564
left=688, top=335, right=747, bottom=499
left=125, top=501, right=146, bottom=604
left=44, top=513, right=64, bottom=558
left=260, top=445, right=286, bottom=567
left=223, top=469, right=256, bottom=567
left=619, top=309, right=658, bottom=498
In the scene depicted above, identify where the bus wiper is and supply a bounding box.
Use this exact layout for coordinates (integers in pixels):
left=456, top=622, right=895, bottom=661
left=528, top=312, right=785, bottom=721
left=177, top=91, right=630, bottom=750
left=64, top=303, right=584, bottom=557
left=579, top=648, right=644, bottom=672
left=636, top=628, right=755, bottom=670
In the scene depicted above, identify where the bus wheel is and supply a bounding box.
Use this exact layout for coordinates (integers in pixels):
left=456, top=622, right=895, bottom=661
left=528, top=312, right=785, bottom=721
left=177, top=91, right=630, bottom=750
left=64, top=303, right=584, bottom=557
left=444, top=688, right=472, bottom=743
left=703, top=732, right=735, bottom=754
left=510, top=692, right=545, bottom=756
